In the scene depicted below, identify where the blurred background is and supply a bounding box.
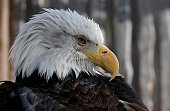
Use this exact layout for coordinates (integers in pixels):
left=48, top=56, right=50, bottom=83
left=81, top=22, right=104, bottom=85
left=0, top=0, right=170, bottom=111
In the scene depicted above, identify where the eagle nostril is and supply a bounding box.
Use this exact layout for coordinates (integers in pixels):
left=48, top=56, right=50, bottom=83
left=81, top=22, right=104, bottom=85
left=102, top=51, right=108, bottom=54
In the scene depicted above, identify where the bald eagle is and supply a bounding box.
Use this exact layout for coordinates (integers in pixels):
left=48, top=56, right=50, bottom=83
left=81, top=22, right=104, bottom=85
left=0, top=9, right=148, bottom=111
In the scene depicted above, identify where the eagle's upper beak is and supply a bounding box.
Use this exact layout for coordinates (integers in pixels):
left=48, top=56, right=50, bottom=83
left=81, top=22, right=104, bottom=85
left=80, top=44, right=119, bottom=80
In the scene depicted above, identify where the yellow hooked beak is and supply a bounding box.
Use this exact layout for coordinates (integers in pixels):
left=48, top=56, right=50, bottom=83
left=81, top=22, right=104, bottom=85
left=80, top=44, right=119, bottom=80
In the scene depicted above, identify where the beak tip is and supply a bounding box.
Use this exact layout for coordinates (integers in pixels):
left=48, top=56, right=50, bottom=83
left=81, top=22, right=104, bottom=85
left=109, top=73, right=118, bottom=81
left=109, top=78, right=113, bottom=81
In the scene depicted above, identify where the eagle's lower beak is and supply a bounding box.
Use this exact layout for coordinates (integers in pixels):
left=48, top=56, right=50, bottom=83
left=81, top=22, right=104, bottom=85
left=80, top=44, right=119, bottom=80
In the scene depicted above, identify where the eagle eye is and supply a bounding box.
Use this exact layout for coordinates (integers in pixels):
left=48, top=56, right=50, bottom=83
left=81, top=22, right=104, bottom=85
left=76, top=35, right=87, bottom=46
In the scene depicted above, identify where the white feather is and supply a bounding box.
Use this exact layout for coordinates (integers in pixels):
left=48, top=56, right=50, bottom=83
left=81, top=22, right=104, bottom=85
left=10, top=9, right=104, bottom=80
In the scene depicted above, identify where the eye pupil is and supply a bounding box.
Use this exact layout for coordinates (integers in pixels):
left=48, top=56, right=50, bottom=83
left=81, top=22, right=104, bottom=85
left=78, top=37, right=86, bottom=45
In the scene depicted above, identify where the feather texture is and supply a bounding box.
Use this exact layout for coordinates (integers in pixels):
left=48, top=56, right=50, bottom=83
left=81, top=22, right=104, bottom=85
left=0, top=71, right=148, bottom=111
left=10, top=9, right=104, bottom=80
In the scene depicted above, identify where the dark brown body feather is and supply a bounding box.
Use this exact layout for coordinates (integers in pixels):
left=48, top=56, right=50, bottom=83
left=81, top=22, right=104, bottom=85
left=0, top=71, right=148, bottom=111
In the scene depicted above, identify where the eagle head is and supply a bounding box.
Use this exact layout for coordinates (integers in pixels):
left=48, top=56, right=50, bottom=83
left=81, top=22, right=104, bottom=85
left=10, top=9, right=119, bottom=80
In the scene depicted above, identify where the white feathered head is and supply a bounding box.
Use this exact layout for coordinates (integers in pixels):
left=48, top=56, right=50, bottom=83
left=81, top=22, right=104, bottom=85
left=10, top=9, right=119, bottom=80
